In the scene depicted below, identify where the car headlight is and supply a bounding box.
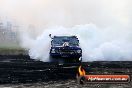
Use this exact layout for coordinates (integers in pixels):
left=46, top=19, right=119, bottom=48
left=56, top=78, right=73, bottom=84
left=79, top=57, right=82, bottom=61
left=51, top=49, right=55, bottom=53
left=77, top=50, right=81, bottom=53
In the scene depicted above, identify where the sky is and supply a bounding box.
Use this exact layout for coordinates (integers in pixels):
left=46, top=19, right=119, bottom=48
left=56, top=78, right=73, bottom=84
left=0, top=0, right=131, bottom=30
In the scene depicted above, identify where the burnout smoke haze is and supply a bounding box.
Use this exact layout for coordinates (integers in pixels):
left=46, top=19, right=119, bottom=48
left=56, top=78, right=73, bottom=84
left=0, top=0, right=132, bottom=61
left=20, top=24, right=132, bottom=61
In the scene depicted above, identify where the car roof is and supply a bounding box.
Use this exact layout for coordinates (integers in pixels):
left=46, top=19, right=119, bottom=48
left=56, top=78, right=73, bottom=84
left=53, top=36, right=77, bottom=38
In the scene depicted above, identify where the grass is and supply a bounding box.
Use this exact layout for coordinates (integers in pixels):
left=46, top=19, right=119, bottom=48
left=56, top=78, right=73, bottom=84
left=0, top=46, right=28, bottom=55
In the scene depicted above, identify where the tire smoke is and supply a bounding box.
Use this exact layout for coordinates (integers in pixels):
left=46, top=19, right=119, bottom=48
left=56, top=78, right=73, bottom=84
left=1, top=0, right=132, bottom=61
left=19, top=24, right=132, bottom=61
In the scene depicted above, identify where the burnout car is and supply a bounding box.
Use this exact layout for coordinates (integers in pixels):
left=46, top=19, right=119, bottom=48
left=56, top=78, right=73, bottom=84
left=49, top=34, right=82, bottom=62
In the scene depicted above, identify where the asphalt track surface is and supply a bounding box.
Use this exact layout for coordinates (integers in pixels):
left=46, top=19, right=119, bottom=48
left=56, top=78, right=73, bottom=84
left=0, top=55, right=132, bottom=88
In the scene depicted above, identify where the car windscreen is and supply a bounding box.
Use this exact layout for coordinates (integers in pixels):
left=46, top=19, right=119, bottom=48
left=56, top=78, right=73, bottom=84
left=52, top=37, right=79, bottom=46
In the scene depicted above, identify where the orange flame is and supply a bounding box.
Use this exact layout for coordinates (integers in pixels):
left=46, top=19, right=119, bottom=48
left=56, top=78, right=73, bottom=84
left=78, top=65, right=86, bottom=76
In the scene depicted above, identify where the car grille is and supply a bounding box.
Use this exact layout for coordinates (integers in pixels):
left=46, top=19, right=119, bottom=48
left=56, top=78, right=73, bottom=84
left=58, top=49, right=75, bottom=54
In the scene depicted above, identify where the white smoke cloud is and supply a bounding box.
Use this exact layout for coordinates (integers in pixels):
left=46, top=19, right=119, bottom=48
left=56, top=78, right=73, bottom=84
left=19, top=24, right=132, bottom=61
